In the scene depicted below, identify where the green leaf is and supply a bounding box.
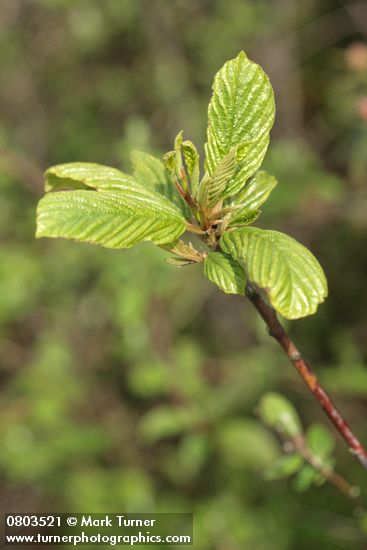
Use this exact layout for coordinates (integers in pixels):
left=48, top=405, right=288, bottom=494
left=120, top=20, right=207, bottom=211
left=221, top=227, right=328, bottom=319
left=233, top=170, right=277, bottom=209
left=204, top=252, right=246, bottom=295
left=36, top=187, right=186, bottom=249
left=44, top=162, right=136, bottom=192
left=306, top=423, right=335, bottom=458
left=131, top=151, right=170, bottom=193
left=131, top=150, right=189, bottom=217
left=258, top=392, right=303, bottom=438
left=265, top=453, right=304, bottom=480
left=205, top=51, right=275, bottom=197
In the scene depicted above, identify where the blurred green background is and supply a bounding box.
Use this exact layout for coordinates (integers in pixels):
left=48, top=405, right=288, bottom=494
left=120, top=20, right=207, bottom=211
left=1, top=1, right=367, bottom=548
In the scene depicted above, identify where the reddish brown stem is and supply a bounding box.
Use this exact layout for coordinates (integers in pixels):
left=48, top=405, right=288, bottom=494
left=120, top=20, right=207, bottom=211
left=174, top=179, right=198, bottom=214
left=246, top=283, right=367, bottom=470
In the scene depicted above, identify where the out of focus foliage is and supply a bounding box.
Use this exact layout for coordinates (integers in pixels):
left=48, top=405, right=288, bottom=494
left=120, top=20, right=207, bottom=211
left=0, top=1, right=367, bottom=548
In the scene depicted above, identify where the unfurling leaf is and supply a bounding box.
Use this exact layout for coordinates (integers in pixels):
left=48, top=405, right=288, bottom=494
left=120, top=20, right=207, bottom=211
left=36, top=187, right=186, bottom=249
left=197, top=148, right=237, bottom=207
left=163, top=131, right=185, bottom=184
left=221, top=227, right=328, bottom=319
left=258, top=392, right=303, bottom=438
left=163, top=240, right=204, bottom=265
left=204, top=252, right=246, bottom=295
left=205, top=51, right=275, bottom=198
left=166, top=258, right=195, bottom=267
left=182, top=140, right=200, bottom=195
left=162, top=150, right=176, bottom=175
left=162, top=132, right=198, bottom=220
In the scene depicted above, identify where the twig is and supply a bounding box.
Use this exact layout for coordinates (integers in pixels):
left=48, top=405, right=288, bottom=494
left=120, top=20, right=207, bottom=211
left=246, top=283, right=367, bottom=470
left=292, top=434, right=362, bottom=502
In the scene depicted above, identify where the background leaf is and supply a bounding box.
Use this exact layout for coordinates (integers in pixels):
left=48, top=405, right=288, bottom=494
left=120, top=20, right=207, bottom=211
left=205, top=51, right=275, bottom=197
left=221, top=227, right=328, bottom=319
left=139, top=405, right=194, bottom=444
left=258, top=392, right=303, bottom=438
left=306, top=424, right=335, bottom=458
left=217, top=419, right=279, bottom=469
left=293, top=464, right=318, bottom=492
left=265, top=453, right=304, bottom=480
left=36, top=189, right=186, bottom=249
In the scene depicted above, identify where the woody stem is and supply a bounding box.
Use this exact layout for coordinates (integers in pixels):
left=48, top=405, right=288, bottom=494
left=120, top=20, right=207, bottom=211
left=246, top=283, right=367, bottom=470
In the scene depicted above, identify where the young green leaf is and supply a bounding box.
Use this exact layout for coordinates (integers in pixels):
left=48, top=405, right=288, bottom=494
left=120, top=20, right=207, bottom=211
left=232, top=171, right=277, bottom=209
left=204, top=252, right=246, bottom=295
left=221, top=227, right=328, bottom=319
left=45, top=162, right=141, bottom=192
left=162, top=150, right=176, bottom=175
left=36, top=188, right=186, bottom=249
left=172, top=131, right=186, bottom=188
left=163, top=131, right=184, bottom=181
left=205, top=51, right=275, bottom=197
